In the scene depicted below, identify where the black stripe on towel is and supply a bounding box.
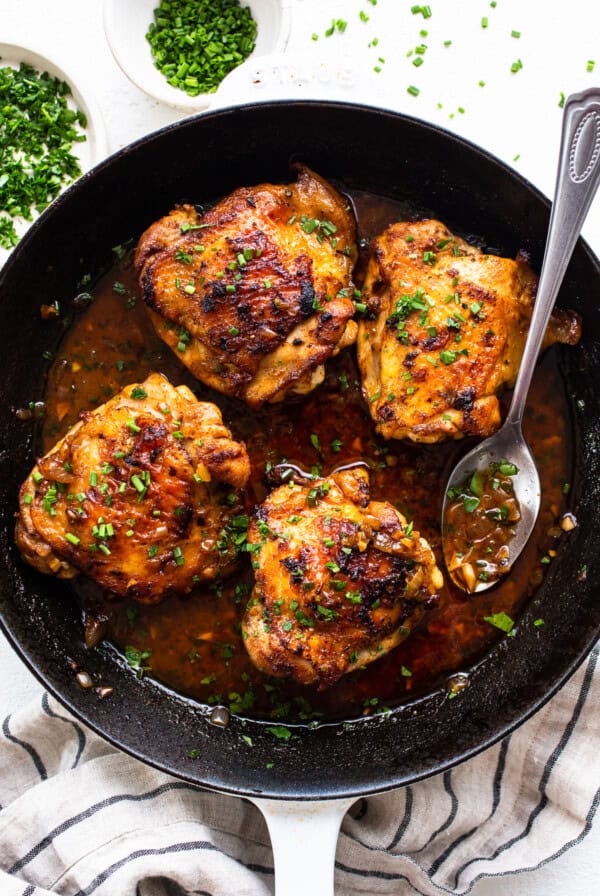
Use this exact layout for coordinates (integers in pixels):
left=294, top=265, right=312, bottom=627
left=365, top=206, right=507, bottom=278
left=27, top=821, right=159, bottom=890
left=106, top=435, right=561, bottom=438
left=344, top=734, right=509, bottom=861
left=335, top=859, right=432, bottom=896
left=2, top=715, right=47, bottom=781
left=540, top=782, right=600, bottom=864
left=460, top=782, right=600, bottom=892
left=453, top=645, right=599, bottom=889
left=8, top=782, right=194, bottom=875
left=22, top=886, right=36, bottom=896
left=428, top=737, right=511, bottom=876
left=72, top=841, right=273, bottom=896
left=41, top=693, right=87, bottom=769
left=415, top=771, right=458, bottom=854
left=387, top=785, right=413, bottom=849
left=336, top=785, right=600, bottom=896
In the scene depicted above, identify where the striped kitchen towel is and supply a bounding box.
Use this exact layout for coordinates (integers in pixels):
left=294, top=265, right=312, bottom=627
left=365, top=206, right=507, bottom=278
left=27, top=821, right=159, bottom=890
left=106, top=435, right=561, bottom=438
left=0, top=643, right=599, bottom=896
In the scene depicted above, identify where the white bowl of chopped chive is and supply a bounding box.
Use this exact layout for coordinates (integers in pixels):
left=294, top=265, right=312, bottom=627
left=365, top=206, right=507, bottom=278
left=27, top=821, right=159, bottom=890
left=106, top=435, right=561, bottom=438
left=0, top=42, right=108, bottom=266
left=104, top=0, right=293, bottom=112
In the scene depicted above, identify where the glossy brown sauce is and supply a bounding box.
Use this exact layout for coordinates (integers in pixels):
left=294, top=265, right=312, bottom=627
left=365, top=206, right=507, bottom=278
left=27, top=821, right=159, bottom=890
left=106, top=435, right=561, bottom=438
left=443, top=465, right=521, bottom=592
left=41, top=191, right=573, bottom=721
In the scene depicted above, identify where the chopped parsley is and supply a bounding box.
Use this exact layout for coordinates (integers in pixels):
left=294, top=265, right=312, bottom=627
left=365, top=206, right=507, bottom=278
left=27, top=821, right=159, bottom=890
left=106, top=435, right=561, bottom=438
left=130, top=387, right=148, bottom=400
left=266, top=725, right=292, bottom=740
left=0, top=62, right=87, bottom=249
left=484, top=611, right=515, bottom=633
left=124, top=646, right=153, bottom=678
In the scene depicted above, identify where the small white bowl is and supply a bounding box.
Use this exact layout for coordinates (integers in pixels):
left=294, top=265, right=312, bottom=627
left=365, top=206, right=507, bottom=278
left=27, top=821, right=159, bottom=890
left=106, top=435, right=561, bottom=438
left=0, top=41, right=108, bottom=266
left=103, top=0, right=293, bottom=112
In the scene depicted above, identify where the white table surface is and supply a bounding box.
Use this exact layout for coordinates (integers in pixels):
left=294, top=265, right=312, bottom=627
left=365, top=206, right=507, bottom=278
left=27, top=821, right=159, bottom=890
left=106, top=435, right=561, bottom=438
left=1, top=1, right=599, bottom=893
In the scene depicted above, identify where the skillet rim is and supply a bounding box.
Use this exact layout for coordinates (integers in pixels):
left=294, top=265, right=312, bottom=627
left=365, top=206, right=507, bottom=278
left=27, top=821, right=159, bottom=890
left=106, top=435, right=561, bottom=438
left=1, top=98, right=599, bottom=800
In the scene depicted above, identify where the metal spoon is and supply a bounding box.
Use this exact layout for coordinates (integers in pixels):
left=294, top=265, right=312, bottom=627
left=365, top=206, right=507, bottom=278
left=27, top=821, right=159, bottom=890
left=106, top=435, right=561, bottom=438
left=442, top=87, right=600, bottom=593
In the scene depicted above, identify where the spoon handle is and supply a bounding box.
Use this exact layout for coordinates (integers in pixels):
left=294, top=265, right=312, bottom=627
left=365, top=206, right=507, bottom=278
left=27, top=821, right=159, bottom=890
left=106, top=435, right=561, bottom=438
left=507, top=87, right=600, bottom=426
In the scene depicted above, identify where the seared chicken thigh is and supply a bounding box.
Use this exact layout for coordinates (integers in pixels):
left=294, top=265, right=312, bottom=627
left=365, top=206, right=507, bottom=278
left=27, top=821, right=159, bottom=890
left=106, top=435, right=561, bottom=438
left=358, top=220, right=581, bottom=443
left=243, top=467, right=443, bottom=688
left=135, top=166, right=358, bottom=407
left=15, top=374, right=250, bottom=603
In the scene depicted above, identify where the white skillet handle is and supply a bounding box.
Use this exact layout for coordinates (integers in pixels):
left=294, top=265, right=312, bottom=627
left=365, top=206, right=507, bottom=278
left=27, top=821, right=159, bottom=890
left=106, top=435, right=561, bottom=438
left=251, top=796, right=356, bottom=896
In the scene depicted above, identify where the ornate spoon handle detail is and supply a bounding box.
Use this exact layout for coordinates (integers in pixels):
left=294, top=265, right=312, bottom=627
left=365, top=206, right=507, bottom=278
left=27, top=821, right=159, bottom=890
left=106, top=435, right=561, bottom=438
left=507, top=88, right=600, bottom=426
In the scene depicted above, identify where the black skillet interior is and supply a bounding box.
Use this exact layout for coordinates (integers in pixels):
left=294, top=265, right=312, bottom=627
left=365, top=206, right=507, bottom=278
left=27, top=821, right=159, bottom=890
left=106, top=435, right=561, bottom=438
left=1, top=101, right=600, bottom=800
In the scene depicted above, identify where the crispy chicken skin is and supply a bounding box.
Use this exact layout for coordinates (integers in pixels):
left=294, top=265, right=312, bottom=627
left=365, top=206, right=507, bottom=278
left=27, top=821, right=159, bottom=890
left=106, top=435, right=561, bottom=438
left=15, top=374, right=250, bottom=604
left=135, top=166, right=358, bottom=408
left=242, top=467, right=443, bottom=689
left=358, top=219, right=581, bottom=443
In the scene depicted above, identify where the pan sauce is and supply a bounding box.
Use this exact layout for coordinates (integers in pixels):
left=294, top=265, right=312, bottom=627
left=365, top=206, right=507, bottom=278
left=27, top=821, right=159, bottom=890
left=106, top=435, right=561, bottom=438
left=40, top=191, right=573, bottom=722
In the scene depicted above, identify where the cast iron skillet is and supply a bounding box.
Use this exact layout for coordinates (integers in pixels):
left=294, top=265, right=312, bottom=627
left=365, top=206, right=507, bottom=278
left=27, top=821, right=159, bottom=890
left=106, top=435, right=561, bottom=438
left=1, top=101, right=599, bottom=802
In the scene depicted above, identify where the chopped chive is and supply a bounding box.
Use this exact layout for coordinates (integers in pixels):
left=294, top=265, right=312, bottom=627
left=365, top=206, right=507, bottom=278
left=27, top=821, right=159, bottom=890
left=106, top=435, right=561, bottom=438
left=310, top=433, right=322, bottom=453
left=411, top=5, right=431, bottom=18
left=145, top=0, right=257, bottom=97
left=131, top=474, right=146, bottom=493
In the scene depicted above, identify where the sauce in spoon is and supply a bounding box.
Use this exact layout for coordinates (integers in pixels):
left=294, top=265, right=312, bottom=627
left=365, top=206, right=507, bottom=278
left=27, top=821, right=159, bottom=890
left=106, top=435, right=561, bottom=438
left=443, top=461, right=521, bottom=592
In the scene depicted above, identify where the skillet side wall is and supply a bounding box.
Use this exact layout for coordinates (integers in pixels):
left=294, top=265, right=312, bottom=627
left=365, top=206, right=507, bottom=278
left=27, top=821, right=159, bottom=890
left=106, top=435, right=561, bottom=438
left=0, top=102, right=599, bottom=800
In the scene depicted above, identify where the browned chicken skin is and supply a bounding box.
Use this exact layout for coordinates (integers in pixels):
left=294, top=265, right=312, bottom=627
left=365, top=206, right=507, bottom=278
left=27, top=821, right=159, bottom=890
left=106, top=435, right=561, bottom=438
left=135, top=166, right=358, bottom=408
left=358, top=219, right=581, bottom=443
left=242, top=467, right=443, bottom=689
left=15, top=374, right=250, bottom=604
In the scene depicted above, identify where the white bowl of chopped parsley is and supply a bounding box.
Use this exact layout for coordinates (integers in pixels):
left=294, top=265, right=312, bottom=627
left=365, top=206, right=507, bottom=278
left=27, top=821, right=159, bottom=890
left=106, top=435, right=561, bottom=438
left=103, top=0, right=293, bottom=112
left=0, top=42, right=108, bottom=265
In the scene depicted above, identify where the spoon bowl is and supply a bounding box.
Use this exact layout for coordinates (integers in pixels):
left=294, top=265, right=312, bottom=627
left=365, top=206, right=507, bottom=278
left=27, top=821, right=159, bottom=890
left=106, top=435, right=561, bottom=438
left=442, top=420, right=540, bottom=592
left=442, top=86, right=600, bottom=593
